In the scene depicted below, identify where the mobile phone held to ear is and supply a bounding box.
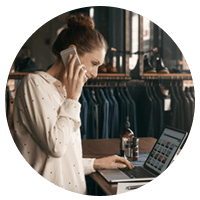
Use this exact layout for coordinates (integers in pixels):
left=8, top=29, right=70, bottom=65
left=60, top=47, right=81, bottom=68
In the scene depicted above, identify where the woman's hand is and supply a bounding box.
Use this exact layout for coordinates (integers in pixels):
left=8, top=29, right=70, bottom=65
left=63, top=54, right=86, bottom=101
left=93, top=155, right=134, bottom=170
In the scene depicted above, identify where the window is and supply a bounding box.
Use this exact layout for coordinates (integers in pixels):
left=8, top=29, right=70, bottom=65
left=129, top=13, right=138, bottom=70
left=89, top=7, right=94, bottom=19
left=129, top=13, right=185, bottom=74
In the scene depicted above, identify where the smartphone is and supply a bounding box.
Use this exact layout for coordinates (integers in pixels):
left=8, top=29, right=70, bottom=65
left=60, top=47, right=81, bottom=67
left=60, top=47, right=87, bottom=81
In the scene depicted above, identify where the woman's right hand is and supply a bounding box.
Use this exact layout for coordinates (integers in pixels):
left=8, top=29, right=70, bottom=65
left=62, top=54, right=86, bottom=101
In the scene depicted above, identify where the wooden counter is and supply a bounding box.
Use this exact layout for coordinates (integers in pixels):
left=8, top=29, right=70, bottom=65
left=82, top=137, right=157, bottom=195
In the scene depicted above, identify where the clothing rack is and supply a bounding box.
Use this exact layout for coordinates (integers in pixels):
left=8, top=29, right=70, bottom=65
left=7, top=71, right=194, bottom=141
left=88, top=74, right=131, bottom=81
left=8, top=72, right=132, bottom=80
left=9, top=72, right=192, bottom=81
left=85, top=74, right=131, bottom=88
left=80, top=81, right=138, bottom=140
left=137, top=80, right=194, bottom=139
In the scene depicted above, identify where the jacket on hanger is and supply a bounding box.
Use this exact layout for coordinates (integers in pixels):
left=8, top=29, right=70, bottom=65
left=137, top=85, right=154, bottom=137
left=79, top=90, right=88, bottom=139
left=124, top=87, right=138, bottom=137
left=108, top=88, right=119, bottom=138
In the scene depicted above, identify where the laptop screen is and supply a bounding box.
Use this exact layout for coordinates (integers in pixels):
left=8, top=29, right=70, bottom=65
left=144, top=127, right=187, bottom=174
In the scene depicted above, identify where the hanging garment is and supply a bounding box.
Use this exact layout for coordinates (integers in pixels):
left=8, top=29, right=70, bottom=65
left=179, top=86, right=192, bottom=132
left=90, top=89, right=99, bottom=139
left=78, top=85, right=138, bottom=139
left=79, top=90, right=88, bottom=139
left=83, top=88, right=96, bottom=139
left=124, top=87, right=138, bottom=137
left=148, top=85, right=163, bottom=139
left=120, top=87, right=130, bottom=118
left=185, top=87, right=195, bottom=122
left=98, top=88, right=109, bottom=139
left=137, top=85, right=154, bottom=137
left=103, top=88, right=114, bottom=138
left=95, top=88, right=104, bottom=138
left=174, top=86, right=184, bottom=130
left=108, top=88, right=119, bottom=138
left=148, top=86, right=158, bottom=138
left=190, top=87, right=195, bottom=101
left=114, top=87, right=126, bottom=133
left=169, top=86, right=179, bottom=129
left=155, top=84, right=165, bottom=119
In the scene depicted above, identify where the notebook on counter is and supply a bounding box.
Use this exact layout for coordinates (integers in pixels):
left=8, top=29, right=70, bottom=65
left=98, top=126, right=188, bottom=183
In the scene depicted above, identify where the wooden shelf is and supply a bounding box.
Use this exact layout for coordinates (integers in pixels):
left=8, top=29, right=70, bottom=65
left=8, top=72, right=30, bottom=79
left=9, top=72, right=192, bottom=81
left=141, top=73, right=192, bottom=80
left=143, top=73, right=191, bottom=77
left=8, top=72, right=128, bottom=80
left=97, top=73, right=125, bottom=77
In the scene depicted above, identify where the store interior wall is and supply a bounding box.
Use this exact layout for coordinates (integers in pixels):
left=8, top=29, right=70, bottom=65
left=8, top=6, right=194, bottom=139
left=14, top=7, right=188, bottom=73
left=16, top=12, right=69, bottom=71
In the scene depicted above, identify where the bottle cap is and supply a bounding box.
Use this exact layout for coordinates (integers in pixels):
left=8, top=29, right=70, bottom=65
left=124, top=116, right=130, bottom=129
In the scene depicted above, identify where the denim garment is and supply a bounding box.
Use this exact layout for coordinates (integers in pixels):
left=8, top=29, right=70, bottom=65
left=124, top=88, right=138, bottom=137
left=79, top=90, right=88, bottom=140
left=104, top=88, right=114, bottom=138
left=90, top=89, right=99, bottom=139
left=83, top=88, right=96, bottom=139
left=109, top=88, right=119, bottom=138
left=95, top=88, right=103, bottom=138
left=99, top=89, right=109, bottom=139
left=114, top=87, right=126, bottom=133
left=120, top=87, right=130, bottom=118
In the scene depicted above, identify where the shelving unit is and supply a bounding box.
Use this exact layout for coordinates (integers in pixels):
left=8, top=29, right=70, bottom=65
left=8, top=72, right=192, bottom=81
left=8, top=72, right=29, bottom=79
left=141, top=73, right=192, bottom=80
left=8, top=72, right=131, bottom=81
left=8, top=13, right=193, bottom=83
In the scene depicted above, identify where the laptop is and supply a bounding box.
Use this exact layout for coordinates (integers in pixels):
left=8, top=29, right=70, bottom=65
left=98, top=126, right=188, bottom=183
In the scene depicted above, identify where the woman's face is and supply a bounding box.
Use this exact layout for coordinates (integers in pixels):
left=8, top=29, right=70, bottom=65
left=79, top=48, right=106, bottom=82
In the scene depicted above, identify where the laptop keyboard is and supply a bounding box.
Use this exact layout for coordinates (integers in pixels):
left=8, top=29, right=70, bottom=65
left=120, top=166, right=154, bottom=178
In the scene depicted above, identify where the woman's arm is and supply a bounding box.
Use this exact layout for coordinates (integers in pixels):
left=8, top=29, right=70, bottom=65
left=93, top=155, right=134, bottom=170
left=14, top=74, right=81, bottom=158
left=82, top=155, right=133, bottom=175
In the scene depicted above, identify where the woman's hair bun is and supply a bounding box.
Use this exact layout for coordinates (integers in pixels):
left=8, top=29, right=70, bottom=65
left=65, top=13, right=94, bottom=29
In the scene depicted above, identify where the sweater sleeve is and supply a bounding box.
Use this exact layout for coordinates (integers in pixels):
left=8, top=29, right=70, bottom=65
left=15, top=74, right=81, bottom=158
left=82, top=158, right=96, bottom=175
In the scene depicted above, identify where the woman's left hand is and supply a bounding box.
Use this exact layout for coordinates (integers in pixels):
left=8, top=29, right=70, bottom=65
left=63, top=54, right=86, bottom=101
left=93, top=155, right=134, bottom=170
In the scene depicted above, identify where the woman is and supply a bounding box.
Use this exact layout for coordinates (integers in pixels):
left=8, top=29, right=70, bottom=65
left=13, top=14, right=133, bottom=195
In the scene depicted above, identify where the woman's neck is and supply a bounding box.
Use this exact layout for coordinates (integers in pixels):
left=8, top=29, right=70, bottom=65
left=46, top=59, right=65, bottom=82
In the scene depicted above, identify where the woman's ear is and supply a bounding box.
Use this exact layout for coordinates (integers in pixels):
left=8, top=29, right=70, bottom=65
left=68, top=44, right=77, bottom=51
